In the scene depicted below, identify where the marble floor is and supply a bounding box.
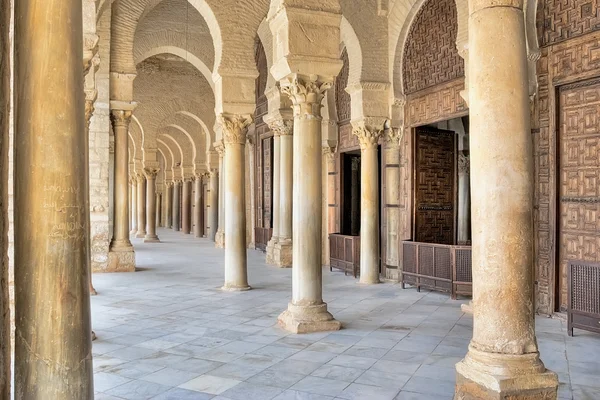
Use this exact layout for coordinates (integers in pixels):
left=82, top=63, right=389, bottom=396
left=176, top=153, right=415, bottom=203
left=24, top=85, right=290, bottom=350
left=91, top=229, right=600, bottom=400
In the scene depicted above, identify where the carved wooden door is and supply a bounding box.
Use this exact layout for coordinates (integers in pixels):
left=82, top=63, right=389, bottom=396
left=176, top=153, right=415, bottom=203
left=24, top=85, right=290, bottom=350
left=558, top=78, right=600, bottom=311
left=414, top=127, right=456, bottom=245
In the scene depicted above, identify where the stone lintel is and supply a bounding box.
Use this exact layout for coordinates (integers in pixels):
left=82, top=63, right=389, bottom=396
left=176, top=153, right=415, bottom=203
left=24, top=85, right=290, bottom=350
left=278, top=303, right=341, bottom=334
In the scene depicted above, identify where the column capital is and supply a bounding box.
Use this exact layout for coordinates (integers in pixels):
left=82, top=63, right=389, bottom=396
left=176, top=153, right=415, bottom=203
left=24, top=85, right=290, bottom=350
left=267, top=118, right=293, bottom=137
left=353, top=125, right=383, bottom=150
left=458, top=153, right=470, bottom=174
left=385, top=127, right=406, bottom=149
left=219, top=114, right=253, bottom=146
left=129, top=175, right=137, bottom=184
left=214, top=140, right=225, bottom=156
left=322, top=145, right=337, bottom=160
left=280, top=75, right=332, bottom=119
left=143, top=167, right=160, bottom=179
left=110, top=109, right=134, bottom=128
left=136, top=172, right=146, bottom=181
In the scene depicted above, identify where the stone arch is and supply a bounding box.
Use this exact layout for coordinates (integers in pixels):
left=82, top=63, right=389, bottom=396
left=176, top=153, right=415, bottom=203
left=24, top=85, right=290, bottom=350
left=164, top=124, right=200, bottom=168
left=157, top=139, right=176, bottom=173
left=175, top=111, right=213, bottom=152
left=160, top=133, right=185, bottom=178
left=335, top=48, right=351, bottom=125
left=130, top=115, right=144, bottom=170
left=256, top=18, right=276, bottom=93
left=340, top=16, right=362, bottom=88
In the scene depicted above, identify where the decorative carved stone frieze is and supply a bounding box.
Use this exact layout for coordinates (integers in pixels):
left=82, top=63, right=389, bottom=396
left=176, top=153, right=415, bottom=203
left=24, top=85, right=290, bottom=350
left=110, top=109, right=133, bottom=128
left=353, top=126, right=383, bottom=150
left=281, top=77, right=332, bottom=119
left=220, top=114, right=253, bottom=146
left=143, top=167, right=160, bottom=179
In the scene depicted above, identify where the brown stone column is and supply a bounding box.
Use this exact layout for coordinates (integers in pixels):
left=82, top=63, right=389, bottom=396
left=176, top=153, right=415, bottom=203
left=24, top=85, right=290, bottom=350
left=172, top=181, right=181, bottom=231
left=130, top=175, right=137, bottom=234
left=277, top=76, right=340, bottom=333
left=108, top=107, right=136, bottom=272
left=454, top=1, right=558, bottom=398
left=215, top=143, right=225, bottom=247
left=194, top=174, right=203, bottom=237
left=14, top=0, right=93, bottom=395
left=156, top=192, right=162, bottom=228
left=182, top=178, right=192, bottom=234
left=144, top=168, right=160, bottom=242
left=208, top=171, right=218, bottom=240
left=85, top=97, right=98, bottom=296
left=136, top=173, right=147, bottom=238
left=166, top=182, right=173, bottom=229
left=221, top=115, right=251, bottom=291
left=265, top=131, right=281, bottom=264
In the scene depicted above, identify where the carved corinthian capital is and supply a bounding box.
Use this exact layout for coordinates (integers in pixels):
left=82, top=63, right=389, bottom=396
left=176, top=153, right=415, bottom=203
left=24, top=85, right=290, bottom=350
left=219, top=114, right=253, bottom=146
left=353, top=126, right=383, bottom=150
left=110, top=109, right=133, bottom=128
left=267, top=118, right=293, bottom=136
left=143, top=167, right=160, bottom=179
left=280, top=76, right=332, bottom=119
left=386, top=127, right=406, bottom=148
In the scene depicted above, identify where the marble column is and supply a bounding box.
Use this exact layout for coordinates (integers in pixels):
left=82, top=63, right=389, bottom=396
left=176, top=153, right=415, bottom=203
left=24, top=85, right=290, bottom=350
left=384, top=127, right=404, bottom=279
left=156, top=192, right=162, bottom=228
left=354, top=126, right=382, bottom=284
left=144, top=168, right=160, bottom=242
left=454, top=1, right=558, bottom=398
left=274, top=120, right=294, bottom=267
left=136, top=173, right=147, bottom=238
left=182, top=178, right=192, bottom=234
left=266, top=131, right=281, bottom=264
left=457, top=153, right=471, bottom=244
left=278, top=77, right=341, bottom=333
left=208, top=171, right=218, bottom=241
left=194, top=174, right=204, bottom=237
left=215, top=143, right=225, bottom=247
left=166, top=182, right=173, bottom=229
left=130, top=175, right=137, bottom=234
left=14, top=0, right=93, bottom=394
left=172, top=181, right=181, bottom=231
left=221, top=115, right=251, bottom=291
left=108, top=108, right=136, bottom=272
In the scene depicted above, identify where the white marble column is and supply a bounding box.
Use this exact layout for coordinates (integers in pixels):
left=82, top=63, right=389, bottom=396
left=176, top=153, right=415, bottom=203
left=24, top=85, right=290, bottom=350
left=208, top=171, right=218, bottom=241
left=135, top=173, right=147, bottom=238
left=266, top=131, right=281, bottom=264
left=221, top=115, right=251, bottom=291
left=130, top=175, right=137, bottom=234
left=215, top=142, right=225, bottom=247
left=181, top=178, right=192, bottom=235
left=144, top=168, right=160, bottom=242
left=156, top=192, right=162, bottom=228
left=354, top=126, right=382, bottom=284
left=457, top=153, right=471, bottom=244
left=274, top=120, right=294, bottom=267
left=277, top=77, right=341, bottom=333
left=455, top=1, right=558, bottom=398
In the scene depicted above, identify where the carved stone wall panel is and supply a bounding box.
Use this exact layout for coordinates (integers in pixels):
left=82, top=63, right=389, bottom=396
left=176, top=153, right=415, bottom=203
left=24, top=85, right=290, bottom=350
left=335, top=49, right=351, bottom=124
left=406, top=78, right=467, bottom=128
left=403, top=0, right=464, bottom=94
left=539, top=0, right=600, bottom=46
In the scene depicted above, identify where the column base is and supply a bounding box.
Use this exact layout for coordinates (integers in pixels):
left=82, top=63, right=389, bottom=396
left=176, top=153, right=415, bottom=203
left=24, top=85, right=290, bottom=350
left=273, top=240, right=292, bottom=268
left=455, top=346, right=558, bottom=400
left=215, top=230, right=225, bottom=248
left=135, top=231, right=147, bottom=238
left=108, top=240, right=136, bottom=272
left=278, top=302, right=342, bottom=334
left=130, top=229, right=137, bottom=234
left=221, top=284, right=252, bottom=292
left=461, top=300, right=474, bottom=315
left=265, top=237, right=278, bottom=265
left=144, top=235, right=160, bottom=243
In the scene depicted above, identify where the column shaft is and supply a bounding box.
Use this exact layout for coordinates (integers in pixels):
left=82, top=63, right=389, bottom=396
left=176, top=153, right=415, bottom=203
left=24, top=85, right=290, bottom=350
left=172, top=182, right=180, bottom=231
left=156, top=193, right=162, bottom=228
left=144, top=169, right=159, bottom=242
left=221, top=116, right=251, bottom=291
left=266, top=133, right=281, bottom=263
left=455, top=2, right=558, bottom=398
left=215, top=144, right=225, bottom=247
left=130, top=177, right=137, bottom=234
left=194, top=176, right=203, bottom=237
left=457, top=153, right=471, bottom=244
left=274, top=125, right=293, bottom=268
left=278, top=77, right=340, bottom=333
left=166, top=183, right=173, bottom=229
left=182, top=179, right=192, bottom=234
left=208, top=172, right=218, bottom=240
left=14, top=0, right=93, bottom=395
left=136, top=174, right=146, bottom=238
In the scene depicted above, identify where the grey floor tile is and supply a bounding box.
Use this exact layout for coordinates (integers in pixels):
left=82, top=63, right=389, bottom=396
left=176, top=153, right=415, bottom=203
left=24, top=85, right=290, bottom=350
left=337, top=383, right=401, bottom=400
left=291, top=376, right=350, bottom=397
left=221, top=382, right=284, bottom=400
left=311, top=365, right=364, bottom=382
left=106, top=380, right=172, bottom=399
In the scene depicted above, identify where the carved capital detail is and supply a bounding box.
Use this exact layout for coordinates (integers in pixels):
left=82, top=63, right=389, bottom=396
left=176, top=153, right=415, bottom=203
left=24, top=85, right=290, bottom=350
left=110, top=110, right=133, bottom=128
left=219, top=115, right=253, bottom=146
left=268, top=118, right=293, bottom=137
left=386, top=127, right=406, bottom=148
left=353, top=126, right=383, bottom=150
left=281, top=77, right=331, bottom=119
left=143, top=167, right=160, bottom=179
left=322, top=146, right=337, bottom=161
left=458, top=153, right=470, bottom=174
left=85, top=99, right=95, bottom=126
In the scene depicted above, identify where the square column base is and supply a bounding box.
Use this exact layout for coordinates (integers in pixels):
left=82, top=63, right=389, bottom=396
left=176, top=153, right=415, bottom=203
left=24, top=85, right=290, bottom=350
left=215, top=230, right=225, bottom=248
left=273, top=240, right=292, bottom=268
left=107, top=243, right=136, bottom=272
left=144, top=235, right=160, bottom=243
left=265, top=237, right=278, bottom=265
left=455, top=347, right=558, bottom=400
left=135, top=231, right=147, bottom=238
left=278, top=302, right=342, bottom=334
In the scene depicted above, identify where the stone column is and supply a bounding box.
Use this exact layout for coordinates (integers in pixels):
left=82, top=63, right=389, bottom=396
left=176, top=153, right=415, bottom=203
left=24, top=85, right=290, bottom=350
left=221, top=115, right=251, bottom=291
left=208, top=171, right=218, bottom=240
left=274, top=120, right=294, bottom=267
left=215, top=143, right=225, bottom=247
left=266, top=130, right=281, bottom=264
left=108, top=108, right=136, bottom=272
left=166, top=182, right=173, bottom=229
left=172, top=181, right=181, bottom=231
left=457, top=153, right=471, bottom=244
left=135, top=173, right=147, bottom=238
left=130, top=175, right=137, bottom=234
left=144, top=168, right=160, bottom=242
left=454, top=1, right=558, bottom=398
left=278, top=77, right=341, bottom=333
left=156, top=192, right=162, bottom=228
left=350, top=157, right=360, bottom=236
left=14, top=0, right=93, bottom=394
left=384, top=127, right=404, bottom=280
left=182, top=178, right=192, bottom=234
left=324, top=147, right=337, bottom=235
left=354, top=126, right=382, bottom=284
left=194, top=174, right=203, bottom=237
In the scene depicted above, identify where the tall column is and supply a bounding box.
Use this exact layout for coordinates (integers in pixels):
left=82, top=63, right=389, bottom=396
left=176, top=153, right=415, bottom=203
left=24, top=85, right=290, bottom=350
left=274, top=120, right=294, bottom=267
left=215, top=143, right=225, bottom=247
left=354, top=126, right=382, bottom=284
left=457, top=153, right=471, bottom=244
left=166, top=182, right=173, bottom=229
left=108, top=107, right=136, bottom=272
left=277, top=77, right=341, bottom=333
left=265, top=131, right=281, bottom=264
left=14, top=0, right=93, bottom=395
left=455, top=1, right=558, bottom=398
left=182, top=178, right=192, bottom=234
left=194, top=174, right=203, bottom=237
left=350, top=158, right=360, bottom=236
left=135, top=173, right=147, bottom=238
left=144, top=168, right=160, bottom=242
left=172, top=181, right=181, bottom=231
left=221, top=115, right=251, bottom=291
left=156, top=192, right=162, bottom=228
left=129, top=175, right=137, bottom=234
left=208, top=171, right=218, bottom=240
left=384, top=127, right=404, bottom=280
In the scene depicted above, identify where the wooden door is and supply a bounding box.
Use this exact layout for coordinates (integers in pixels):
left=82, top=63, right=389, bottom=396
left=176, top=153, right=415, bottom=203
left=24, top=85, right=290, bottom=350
left=414, top=127, right=456, bottom=245
left=558, top=78, right=600, bottom=312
